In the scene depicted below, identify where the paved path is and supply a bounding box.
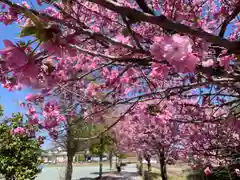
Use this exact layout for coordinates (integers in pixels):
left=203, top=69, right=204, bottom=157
left=36, top=164, right=141, bottom=180
left=101, top=164, right=141, bottom=180
left=36, top=165, right=108, bottom=180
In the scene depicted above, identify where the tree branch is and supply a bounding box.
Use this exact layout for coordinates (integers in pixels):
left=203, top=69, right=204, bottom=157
left=69, top=44, right=152, bottom=65
left=214, top=2, right=240, bottom=55
left=0, top=0, right=147, bottom=54
left=219, top=1, right=240, bottom=38
left=135, top=0, right=154, bottom=15
left=88, top=0, right=240, bottom=54
left=122, top=16, right=143, bottom=50
left=74, top=100, right=138, bottom=140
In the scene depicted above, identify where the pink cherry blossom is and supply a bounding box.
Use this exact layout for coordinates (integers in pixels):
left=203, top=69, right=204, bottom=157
left=25, top=94, right=34, bottom=101
left=150, top=64, right=169, bottom=79
left=1, top=3, right=6, bottom=9
left=90, top=25, right=100, bottom=32
left=219, top=55, right=232, bottom=70
left=115, top=34, right=130, bottom=44
left=25, top=94, right=43, bottom=103
left=28, top=113, right=39, bottom=125
left=41, top=36, right=78, bottom=57
left=27, top=107, right=36, bottom=115
left=12, top=127, right=26, bottom=135
left=85, top=82, right=99, bottom=97
left=19, top=102, right=25, bottom=108
left=176, top=54, right=199, bottom=72
left=40, top=40, right=63, bottom=57
left=204, top=167, right=212, bottom=176
left=151, top=34, right=193, bottom=60
left=36, top=0, right=42, bottom=6
left=0, top=40, right=28, bottom=69
left=150, top=34, right=199, bottom=72
left=202, top=59, right=214, bottom=67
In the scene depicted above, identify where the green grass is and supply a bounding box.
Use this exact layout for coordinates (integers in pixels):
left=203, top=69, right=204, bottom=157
left=141, top=164, right=189, bottom=180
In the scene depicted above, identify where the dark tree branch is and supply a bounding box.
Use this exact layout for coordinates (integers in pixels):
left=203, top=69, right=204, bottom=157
left=122, top=16, right=144, bottom=50
left=88, top=0, right=240, bottom=54
left=74, top=100, right=138, bottom=140
left=69, top=44, right=152, bottom=65
left=0, top=0, right=147, bottom=54
left=219, top=1, right=240, bottom=38
left=215, top=1, right=240, bottom=55
left=135, top=0, right=154, bottom=15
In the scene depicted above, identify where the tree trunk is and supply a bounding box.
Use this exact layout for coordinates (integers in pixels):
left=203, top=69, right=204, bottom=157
left=65, top=152, right=74, bottom=180
left=99, top=136, right=104, bottom=178
left=99, top=152, right=103, bottom=178
left=147, top=159, right=151, bottom=172
left=159, top=153, right=168, bottom=180
left=138, top=155, right=143, bottom=176
left=65, top=128, right=75, bottom=180
left=109, top=151, right=113, bottom=171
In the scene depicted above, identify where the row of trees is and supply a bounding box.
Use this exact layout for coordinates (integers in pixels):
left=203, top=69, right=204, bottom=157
left=0, top=101, right=127, bottom=180
left=50, top=117, right=128, bottom=179
left=115, top=100, right=240, bottom=180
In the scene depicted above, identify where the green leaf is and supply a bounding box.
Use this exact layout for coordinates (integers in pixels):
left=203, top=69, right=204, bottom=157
left=0, top=105, right=3, bottom=117
left=86, top=75, right=96, bottom=81
left=48, top=0, right=59, bottom=4
left=23, top=11, right=42, bottom=28
left=17, top=41, right=26, bottom=47
left=20, top=26, right=37, bottom=37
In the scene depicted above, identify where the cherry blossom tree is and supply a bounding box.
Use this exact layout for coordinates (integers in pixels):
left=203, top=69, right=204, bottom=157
left=115, top=98, right=240, bottom=179
left=22, top=86, right=120, bottom=180
left=184, top=119, right=240, bottom=169
left=22, top=88, right=83, bottom=180
left=115, top=100, right=183, bottom=180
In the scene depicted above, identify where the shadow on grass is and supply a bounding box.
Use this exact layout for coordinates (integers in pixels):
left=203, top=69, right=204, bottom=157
left=78, top=176, right=130, bottom=180
left=148, top=172, right=161, bottom=179
left=78, top=171, right=139, bottom=180
left=90, top=171, right=112, bottom=175
left=90, top=171, right=138, bottom=177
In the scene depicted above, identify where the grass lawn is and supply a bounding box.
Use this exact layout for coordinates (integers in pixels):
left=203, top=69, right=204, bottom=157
left=141, top=164, right=190, bottom=180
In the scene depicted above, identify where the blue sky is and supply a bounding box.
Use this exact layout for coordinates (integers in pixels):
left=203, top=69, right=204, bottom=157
left=0, top=23, right=53, bottom=149
left=0, top=23, right=28, bottom=116
left=0, top=22, right=31, bottom=115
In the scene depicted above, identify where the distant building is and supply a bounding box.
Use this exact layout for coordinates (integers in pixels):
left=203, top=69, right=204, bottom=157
left=41, top=147, right=85, bottom=163
left=41, top=148, right=108, bottom=164
left=41, top=150, right=67, bottom=163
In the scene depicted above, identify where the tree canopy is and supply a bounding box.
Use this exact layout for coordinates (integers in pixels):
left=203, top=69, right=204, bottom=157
left=0, top=0, right=240, bottom=179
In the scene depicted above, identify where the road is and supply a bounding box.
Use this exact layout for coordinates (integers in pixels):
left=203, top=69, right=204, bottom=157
left=36, top=165, right=108, bottom=180
left=36, top=164, right=140, bottom=180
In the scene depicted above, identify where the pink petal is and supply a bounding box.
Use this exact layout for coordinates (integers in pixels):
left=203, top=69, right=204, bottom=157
left=3, top=40, right=14, bottom=47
